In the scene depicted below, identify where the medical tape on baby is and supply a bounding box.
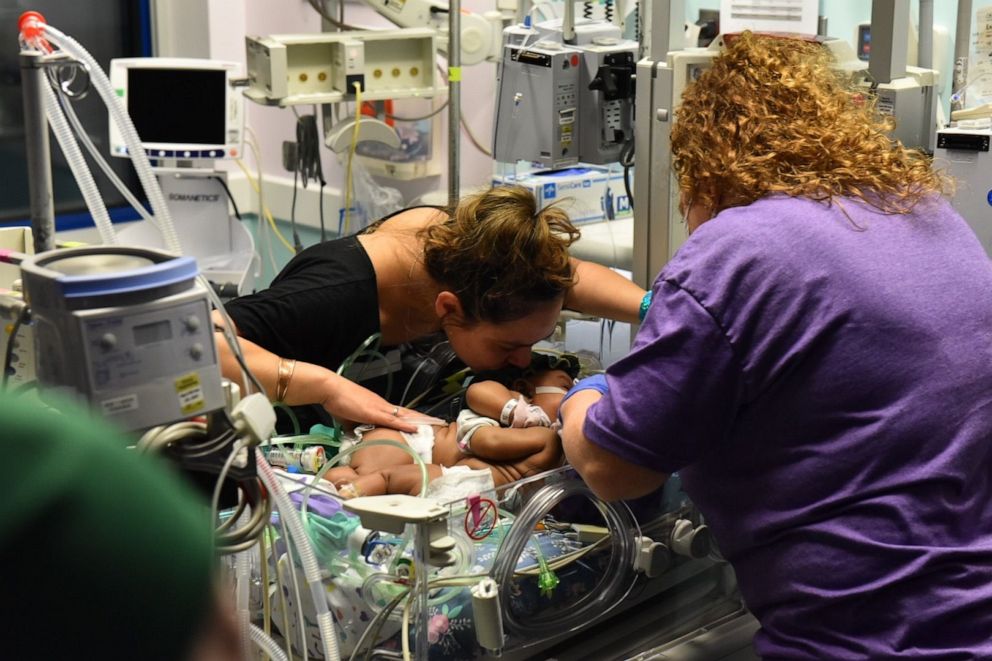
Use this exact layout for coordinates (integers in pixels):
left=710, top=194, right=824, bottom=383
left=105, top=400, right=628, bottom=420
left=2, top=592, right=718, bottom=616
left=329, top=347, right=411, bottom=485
left=534, top=386, right=568, bottom=395
left=456, top=410, right=499, bottom=453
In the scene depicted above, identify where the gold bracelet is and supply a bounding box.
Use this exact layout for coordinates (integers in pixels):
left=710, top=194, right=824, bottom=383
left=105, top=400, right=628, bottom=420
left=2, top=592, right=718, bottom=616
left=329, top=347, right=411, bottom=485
left=275, top=357, right=297, bottom=402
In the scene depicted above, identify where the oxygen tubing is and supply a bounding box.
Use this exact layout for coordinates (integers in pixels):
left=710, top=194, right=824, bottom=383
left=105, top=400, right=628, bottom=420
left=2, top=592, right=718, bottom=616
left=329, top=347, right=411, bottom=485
left=41, top=79, right=117, bottom=244
left=250, top=623, right=290, bottom=661
left=489, top=479, right=639, bottom=639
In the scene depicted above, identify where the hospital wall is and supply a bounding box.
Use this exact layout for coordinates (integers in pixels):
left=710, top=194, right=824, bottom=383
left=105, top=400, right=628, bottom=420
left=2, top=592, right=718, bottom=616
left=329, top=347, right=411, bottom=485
left=143, top=0, right=991, bottom=271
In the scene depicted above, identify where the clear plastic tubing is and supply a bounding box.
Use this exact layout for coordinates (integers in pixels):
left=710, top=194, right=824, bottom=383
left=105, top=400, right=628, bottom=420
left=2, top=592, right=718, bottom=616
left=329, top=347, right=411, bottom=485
left=41, top=81, right=117, bottom=245
left=39, top=22, right=182, bottom=255
left=256, top=452, right=341, bottom=661
left=235, top=512, right=252, bottom=661
left=490, top=479, right=639, bottom=638
left=250, top=623, right=291, bottom=661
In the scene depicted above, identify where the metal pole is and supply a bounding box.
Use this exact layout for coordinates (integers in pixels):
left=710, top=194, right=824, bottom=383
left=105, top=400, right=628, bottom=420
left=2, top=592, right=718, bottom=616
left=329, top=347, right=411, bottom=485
left=447, top=0, right=461, bottom=207
left=952, top=0, right=972, bottom=112
left=20, top=50, right=55, bottom=254
left=918, top=0, right=934, bottom=69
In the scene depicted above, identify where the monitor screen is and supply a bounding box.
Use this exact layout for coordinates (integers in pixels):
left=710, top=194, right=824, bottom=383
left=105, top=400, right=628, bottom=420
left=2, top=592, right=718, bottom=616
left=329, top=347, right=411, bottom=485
left=109, top=58, right=243, bottom=161
left=127, top=68, right=227, bottom=145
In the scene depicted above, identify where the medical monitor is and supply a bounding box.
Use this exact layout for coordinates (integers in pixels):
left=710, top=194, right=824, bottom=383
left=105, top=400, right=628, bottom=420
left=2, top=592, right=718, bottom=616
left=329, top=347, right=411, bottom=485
left=109, top=57, right=243, bottom=161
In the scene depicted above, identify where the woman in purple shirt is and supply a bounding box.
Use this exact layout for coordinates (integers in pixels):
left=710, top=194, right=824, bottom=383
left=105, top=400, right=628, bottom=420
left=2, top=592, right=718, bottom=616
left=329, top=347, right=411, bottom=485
left=560, top=32, right=992, bottom=658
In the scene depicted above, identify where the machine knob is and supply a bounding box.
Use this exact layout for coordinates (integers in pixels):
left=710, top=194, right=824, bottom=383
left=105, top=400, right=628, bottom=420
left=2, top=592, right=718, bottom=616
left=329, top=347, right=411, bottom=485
left=669, top=519, right=712, bottom=559
left=183, top=315, right=200, bottom=332
left=99, top=333, right=117, bottom=351
left=189, top=343, right=204, bottom=360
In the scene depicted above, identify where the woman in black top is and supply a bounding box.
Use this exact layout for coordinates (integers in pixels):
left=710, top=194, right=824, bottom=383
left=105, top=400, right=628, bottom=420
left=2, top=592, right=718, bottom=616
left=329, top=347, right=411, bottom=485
left=217, top=185, right=644, bottom=436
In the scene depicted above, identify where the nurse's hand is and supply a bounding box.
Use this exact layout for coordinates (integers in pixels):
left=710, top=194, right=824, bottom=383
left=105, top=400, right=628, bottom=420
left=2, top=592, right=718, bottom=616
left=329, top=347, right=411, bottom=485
left=557, top=373, right=609, bottom=428
left=319, top=373, right=424, bottom=432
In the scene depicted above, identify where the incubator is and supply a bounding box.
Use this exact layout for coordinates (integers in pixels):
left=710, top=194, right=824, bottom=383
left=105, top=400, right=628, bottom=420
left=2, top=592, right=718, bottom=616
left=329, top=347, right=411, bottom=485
left=240, top=463, right=748, bottom=659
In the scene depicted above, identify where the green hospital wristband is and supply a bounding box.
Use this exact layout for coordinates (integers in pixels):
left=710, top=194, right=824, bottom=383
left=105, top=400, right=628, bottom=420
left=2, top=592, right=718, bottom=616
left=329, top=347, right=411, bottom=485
left=639, top=290, right=653, bottom=322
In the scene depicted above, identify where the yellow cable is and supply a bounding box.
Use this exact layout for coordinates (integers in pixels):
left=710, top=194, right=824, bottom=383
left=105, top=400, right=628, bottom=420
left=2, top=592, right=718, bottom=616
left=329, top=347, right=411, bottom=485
left=345, top=82, right=363, bottom=235
left=235, top=158, right=297, bottom=253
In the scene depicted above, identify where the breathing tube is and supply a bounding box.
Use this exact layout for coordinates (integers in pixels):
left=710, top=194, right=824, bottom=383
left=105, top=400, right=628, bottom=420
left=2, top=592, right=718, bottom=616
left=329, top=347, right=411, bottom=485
left=235, top=514, right=253, bottom=658
left=19, top=12, right=182, bottom=255
left=249, top=623, right=290, bottom=661
left=39, top=74, right=117, bottom=244
left=489, top=479, right=639, bottom=639
left=256, top=453, right=341, bottom=661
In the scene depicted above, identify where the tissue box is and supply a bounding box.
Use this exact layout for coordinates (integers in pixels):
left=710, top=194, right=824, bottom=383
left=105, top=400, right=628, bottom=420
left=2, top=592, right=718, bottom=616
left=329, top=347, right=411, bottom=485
left=493, top=167, right=631, bottom=224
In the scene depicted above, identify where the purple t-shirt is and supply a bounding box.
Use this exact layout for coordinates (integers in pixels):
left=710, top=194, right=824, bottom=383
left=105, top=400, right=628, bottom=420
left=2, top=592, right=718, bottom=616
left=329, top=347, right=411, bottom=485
left=585, top=195, right=992, bottom=658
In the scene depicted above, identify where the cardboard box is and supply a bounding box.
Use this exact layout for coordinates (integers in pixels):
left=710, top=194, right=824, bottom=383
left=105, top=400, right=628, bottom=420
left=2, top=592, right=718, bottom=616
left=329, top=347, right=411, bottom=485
left=493, top=167, right=632, bottom=224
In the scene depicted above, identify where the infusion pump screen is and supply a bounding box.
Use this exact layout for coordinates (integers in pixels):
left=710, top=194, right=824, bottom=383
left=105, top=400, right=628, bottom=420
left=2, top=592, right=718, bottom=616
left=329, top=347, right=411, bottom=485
left=127, top=68, right=226, bottom=146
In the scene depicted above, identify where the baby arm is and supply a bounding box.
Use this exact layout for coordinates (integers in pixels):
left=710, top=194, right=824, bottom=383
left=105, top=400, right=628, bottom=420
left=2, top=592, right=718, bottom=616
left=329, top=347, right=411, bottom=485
left=466, top=380, right=549, bottom=428
left=465, top=380, right=522, bottom=423
left=464, top=425, right=551, bottom=461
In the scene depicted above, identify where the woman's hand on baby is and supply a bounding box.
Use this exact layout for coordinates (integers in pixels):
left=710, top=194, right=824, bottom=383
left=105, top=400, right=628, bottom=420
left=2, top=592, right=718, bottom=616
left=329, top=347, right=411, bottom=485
left=319, top=373, right=422, bottom=432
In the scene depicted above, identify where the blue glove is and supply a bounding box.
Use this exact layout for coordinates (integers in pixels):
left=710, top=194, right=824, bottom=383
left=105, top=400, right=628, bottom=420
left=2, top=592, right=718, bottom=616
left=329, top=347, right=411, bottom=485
left=557, top=374, right=609, bottom=428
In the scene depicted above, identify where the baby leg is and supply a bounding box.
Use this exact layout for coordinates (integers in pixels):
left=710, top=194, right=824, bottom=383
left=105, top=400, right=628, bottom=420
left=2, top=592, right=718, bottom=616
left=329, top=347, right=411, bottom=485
left=322, top=465, right=360, bottom=489
left=348, top=427, right=415, bottom=475
left=344, top=464, right=444, bottom=498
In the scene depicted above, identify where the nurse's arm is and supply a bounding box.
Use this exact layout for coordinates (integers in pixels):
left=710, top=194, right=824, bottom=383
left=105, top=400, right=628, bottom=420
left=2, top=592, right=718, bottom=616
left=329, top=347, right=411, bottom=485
left=563, top=257, right=645, bottom=325
left=560, top=390, right=668, bottom=501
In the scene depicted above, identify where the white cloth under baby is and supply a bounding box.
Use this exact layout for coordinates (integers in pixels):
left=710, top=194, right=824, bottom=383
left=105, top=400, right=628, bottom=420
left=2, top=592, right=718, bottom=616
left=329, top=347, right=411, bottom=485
left=424, top=465, right=496, bottom=503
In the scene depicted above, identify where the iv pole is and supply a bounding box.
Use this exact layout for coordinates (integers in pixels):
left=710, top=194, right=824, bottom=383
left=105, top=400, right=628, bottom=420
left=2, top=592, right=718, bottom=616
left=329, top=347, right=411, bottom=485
left=20, top=49, right=55, bottom=254
left=447, top=0, right=461, bottom=207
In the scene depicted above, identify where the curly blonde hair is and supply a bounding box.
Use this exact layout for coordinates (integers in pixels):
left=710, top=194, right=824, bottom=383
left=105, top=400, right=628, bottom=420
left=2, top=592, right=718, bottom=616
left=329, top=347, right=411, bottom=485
left=419, top=185, right=579, bottom=324
left=670, top=32, right=951, bottom=218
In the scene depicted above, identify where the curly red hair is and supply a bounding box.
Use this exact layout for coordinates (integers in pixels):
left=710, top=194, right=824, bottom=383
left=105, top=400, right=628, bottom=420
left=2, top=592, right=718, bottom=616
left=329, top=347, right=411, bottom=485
left=671, top=32, right=951, bottom=218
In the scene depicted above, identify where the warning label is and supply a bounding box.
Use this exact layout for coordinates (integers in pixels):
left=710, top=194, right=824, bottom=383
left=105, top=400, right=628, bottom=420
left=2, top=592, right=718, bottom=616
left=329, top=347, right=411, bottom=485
left=175, top=372, right=205, bottom=414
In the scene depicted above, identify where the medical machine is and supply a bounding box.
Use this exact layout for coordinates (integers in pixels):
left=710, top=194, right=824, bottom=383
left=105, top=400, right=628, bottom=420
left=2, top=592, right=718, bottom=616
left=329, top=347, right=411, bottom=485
left=245, top=29, right=443, bottom=106
left=857, top=1, right=938, bottom=154
left=934, top=127, right=992, bottom=256
left=107, top=57, right=258, bottom=296
left=20, top=246, right=225, bottom=431
left=361, top=0, right=503, bottom=65
left=492, top=17, right=637, bottom=167
left=577, top=37, right=637, bottom=164
left=108, top=58, right=244, bottom=161
left=492, top=39, right=583, bottom=168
